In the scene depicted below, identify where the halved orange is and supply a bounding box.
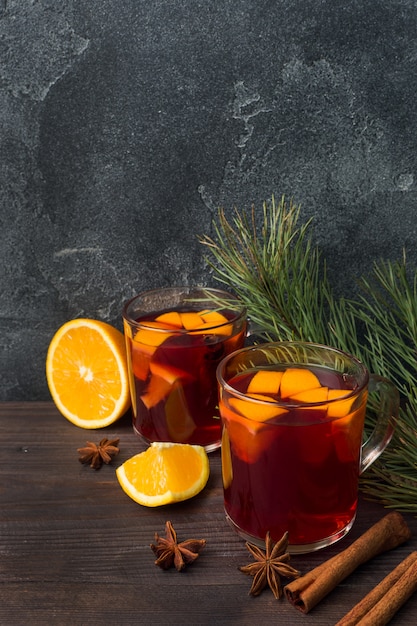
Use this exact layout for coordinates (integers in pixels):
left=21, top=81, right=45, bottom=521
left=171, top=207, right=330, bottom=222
left=46, top=318, right=130, bottom=428
left=116, top=442, right=209, bottom=506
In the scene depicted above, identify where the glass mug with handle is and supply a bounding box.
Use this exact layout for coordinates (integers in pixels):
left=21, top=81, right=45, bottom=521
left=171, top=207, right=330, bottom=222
left=122, top=286, right=247, bottom=452
left=217, top=341, right=398, bottom=553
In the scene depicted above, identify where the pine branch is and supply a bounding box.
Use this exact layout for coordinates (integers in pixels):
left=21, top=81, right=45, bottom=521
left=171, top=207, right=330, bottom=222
left=354, top=257, right=417, bottom=393
left=199, top=195, right=417, bottom=513
left=200, top=196, right=337, bottom=344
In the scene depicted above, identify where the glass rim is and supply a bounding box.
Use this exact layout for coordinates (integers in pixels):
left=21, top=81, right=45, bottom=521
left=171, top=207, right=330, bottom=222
left=122, top=286, right=246, bottom=333
left=216, top=340, right=369, bottom=408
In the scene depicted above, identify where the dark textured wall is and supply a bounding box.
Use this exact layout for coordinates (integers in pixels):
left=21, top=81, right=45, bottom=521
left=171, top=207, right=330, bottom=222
left=2, top=0, right=417, bottom=401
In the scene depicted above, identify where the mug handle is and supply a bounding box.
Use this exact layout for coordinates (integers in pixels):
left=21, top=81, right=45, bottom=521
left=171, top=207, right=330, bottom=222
left=360, top=374, right=399, bottom=474
left=245, top=318, right=270, bottom=342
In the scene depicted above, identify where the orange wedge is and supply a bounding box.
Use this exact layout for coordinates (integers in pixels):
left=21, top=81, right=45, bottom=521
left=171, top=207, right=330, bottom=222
left=116, top=442, right=209, bottom=506
left=221, top=427, right=233, bottom=489
left=247, top=370, right=283, bottom=395
left=220, top=402, right=275, bottom=463
left=130, top=342, right=150, bottom=381
left=199, top=310, right=229, bottom=326
left=331, top=402, right=367, bottom=463
left=140, top=374, right=172, bottom=409
left=198, top=310, right=233, bottom=335
left=136, top=309, right=235, bottom=339
left=155, top=311, right=183, bottom=327
left=149, top=360, right=188, bottom=384
left=165, top=386, right=196, bottom=442
left=46, top=318, right=130, bottom=428
left=179, top=311, right=206, bottom=329
left=141, top=362, right=191, bottom=409
left=289, top=386, right=329, bottom=404
left=327, top=388, right=356, bottom=418
left=133, top=323, right=175, bottom=351
left=229, top=395, right=288, bottom=422
left=279, top=367, right=321, bottom=398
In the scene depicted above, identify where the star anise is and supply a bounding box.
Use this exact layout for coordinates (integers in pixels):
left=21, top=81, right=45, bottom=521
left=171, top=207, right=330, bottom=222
left=239, top=531, right=300, bottom=599
left=150, top=521, right=206, bottom=572
left=77, top=437, right=120, bottom=469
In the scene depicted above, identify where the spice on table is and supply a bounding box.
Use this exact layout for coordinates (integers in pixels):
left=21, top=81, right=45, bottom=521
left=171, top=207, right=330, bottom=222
left=336, top=551, right=417, bottom=626
left=285, top=512, right=411, bottom=614
left=151, top=520, right=206, bottom=572
left=77, top=437, right=120, bottom=469
left=239, top=531, right=300, bottom=599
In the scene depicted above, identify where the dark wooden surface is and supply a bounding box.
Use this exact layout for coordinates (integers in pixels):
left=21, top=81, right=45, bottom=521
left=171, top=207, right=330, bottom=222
left=1, top=402, right=417, bottom=625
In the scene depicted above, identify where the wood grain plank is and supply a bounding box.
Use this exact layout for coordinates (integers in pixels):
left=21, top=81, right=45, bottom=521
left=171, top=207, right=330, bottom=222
left=1, top=402, right=416, bottom=625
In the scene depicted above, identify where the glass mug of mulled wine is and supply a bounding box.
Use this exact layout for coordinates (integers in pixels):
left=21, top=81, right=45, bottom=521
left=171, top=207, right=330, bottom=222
left=217, top=341, right=398, bottom=554
left=122, top=286, right=247, bottom=452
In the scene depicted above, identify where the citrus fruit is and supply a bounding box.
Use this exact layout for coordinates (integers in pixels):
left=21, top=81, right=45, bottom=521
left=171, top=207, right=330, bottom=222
left=46, top=318, right=131, bottom=428
left=116, top=442, right=209, bottom=507
left=289, top=386, right=329, bottom=403
left=221, top=427, right=233, bottom=489
left=327, top=388, right=356, bottom=418
left=229, top=395, right=288, bottom=422
left=247, top=369, right=283, bottom=394
left=164, top=387, right=196, bottom=442
left=279, top=367, right=321, bottom=398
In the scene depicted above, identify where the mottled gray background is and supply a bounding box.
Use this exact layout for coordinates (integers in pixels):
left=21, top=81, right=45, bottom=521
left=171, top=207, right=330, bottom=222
left=2, top=0, right=417, bottom=401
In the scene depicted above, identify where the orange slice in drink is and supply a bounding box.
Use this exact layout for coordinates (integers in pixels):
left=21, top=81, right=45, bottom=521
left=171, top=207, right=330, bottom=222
left=199, top=310, right=229, bottom=326
left=149, top=361, right=189, bottom=384
left=221, top=426, right=233, bottom=489
left=140, top=374, right=172, bottom=409
left=229, top=395, right=288, bottom=422
left=133, top=322, right=176, bottom=352
left=279, top=367, right=321, bottom=398
left=223, top=391, right=288, bottom=464
left=198, top=310, right=233, bottom=335
left=179, top=311, right=206, bottom=329
left=247, top=370, right=283, bottom=395
left=220, top=402, right=275, bottom=464
left=140, top=360, right=192, bottom=410
left=165, top=386, right=196, bottom=442
left=116, top=442, right=209, bottom=507
left=130, top=342, right=151, bottom=381
left=327, top=388, right=356, bottom=418
left=155, top=311, right=183, bottom=327
left=46, top=318, right=130, bottom=428
left=289, top=386, right=329, bottom=404
left=141, top=361, right=192, bottom=409
left=332, top=405, right=366, bottom=462
left=329, top=388, right=367, bottom=461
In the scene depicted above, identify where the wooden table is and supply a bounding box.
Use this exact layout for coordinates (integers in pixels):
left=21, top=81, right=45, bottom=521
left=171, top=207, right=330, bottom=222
left=1, top=402, right=416, bottom=625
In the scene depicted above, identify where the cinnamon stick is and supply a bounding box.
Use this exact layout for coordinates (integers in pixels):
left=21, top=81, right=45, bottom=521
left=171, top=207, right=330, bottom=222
left=336, top=551, right=417, bottom=626
left=353, top=554, right=417, bottom=626
left=285, top=512, right=411, bottom=614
